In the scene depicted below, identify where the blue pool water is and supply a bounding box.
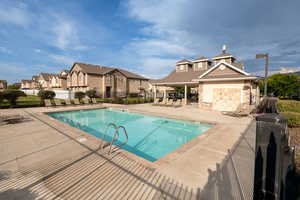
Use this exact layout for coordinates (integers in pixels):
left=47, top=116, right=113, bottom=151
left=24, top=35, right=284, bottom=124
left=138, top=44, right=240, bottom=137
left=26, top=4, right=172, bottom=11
left=48, top=108, right=212, bottom=162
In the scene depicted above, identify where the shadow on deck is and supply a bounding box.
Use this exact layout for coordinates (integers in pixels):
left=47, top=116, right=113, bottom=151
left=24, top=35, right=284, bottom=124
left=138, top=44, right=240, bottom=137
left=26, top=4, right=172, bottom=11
left=0, top=111, right=256, bottom=200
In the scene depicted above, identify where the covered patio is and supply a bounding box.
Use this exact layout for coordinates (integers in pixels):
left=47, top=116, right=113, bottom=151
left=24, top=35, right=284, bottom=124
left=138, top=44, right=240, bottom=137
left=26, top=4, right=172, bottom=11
left=153, top=82, right=199, bottom=105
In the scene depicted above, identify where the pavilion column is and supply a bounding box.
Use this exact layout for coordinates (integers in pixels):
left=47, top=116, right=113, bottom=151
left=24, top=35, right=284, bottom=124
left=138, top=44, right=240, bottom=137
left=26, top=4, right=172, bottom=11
left=154, top=85, right=157, bottom=99
left=163, top=88, right=167, bottom=102
left=184, top=84, right=187, bottom=105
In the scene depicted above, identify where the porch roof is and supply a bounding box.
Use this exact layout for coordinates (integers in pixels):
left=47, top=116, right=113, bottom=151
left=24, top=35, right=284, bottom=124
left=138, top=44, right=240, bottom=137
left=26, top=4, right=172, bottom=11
left=151, top=69, right=205, bottom=85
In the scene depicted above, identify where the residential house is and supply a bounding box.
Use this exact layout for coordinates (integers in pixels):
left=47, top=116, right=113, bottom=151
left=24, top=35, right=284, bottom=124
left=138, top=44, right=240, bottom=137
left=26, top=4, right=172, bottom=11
left=152, top=47, right=259, bottom=111
left=21, top=80, right=38, bottom=89
left=49, top=70, right=69, bottom=89
left=0, top=80, right=7, bottom=90
left=67, top=63, right=149, bottom=97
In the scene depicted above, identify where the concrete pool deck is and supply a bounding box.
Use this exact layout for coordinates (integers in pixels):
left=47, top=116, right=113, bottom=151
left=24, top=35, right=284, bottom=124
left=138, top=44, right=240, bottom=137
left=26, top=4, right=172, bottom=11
left=0, top=103, right=254, bottom=199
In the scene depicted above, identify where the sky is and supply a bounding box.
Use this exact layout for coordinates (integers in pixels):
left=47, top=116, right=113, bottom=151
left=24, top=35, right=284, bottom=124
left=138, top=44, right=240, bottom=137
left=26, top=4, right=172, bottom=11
left=1, top=0, right=300, bottom=83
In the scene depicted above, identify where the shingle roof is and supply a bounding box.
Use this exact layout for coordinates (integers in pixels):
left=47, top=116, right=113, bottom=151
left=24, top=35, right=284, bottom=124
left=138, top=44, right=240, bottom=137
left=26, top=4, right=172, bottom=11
left=193, top=56, right=208, bottom=61
left=201, top=74, right=253, bottom=79
left=21, top=80, right=34, bottom=83
left=231, top=62, right=244, bottom=70
left=152, top=68, right=206, bottom=84
left=39, top=73, right=58, bottom=81
left=73, top=62, right=148, bottom=80
left=176, top=59, right=191, bottom=64
left=212, top=53, right=234, bottom=59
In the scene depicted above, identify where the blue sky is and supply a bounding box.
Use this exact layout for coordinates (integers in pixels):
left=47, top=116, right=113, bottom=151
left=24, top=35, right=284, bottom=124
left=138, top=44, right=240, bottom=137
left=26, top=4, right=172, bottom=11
left=1, top=0, right=300, bottom=83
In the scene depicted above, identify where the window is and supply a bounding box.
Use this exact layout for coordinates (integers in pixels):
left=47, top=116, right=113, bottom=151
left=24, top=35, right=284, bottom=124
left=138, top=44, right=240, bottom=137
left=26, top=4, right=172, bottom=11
left=180, top=65, right=185, bottom=70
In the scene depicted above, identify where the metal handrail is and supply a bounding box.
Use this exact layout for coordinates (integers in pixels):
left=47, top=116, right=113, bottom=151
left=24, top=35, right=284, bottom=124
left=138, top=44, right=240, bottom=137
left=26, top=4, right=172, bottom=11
left=116, top=125, right=128, bottom=148
left=101, top=123, right=129, bottom=155
left=101, top=123, right=118, bottom=150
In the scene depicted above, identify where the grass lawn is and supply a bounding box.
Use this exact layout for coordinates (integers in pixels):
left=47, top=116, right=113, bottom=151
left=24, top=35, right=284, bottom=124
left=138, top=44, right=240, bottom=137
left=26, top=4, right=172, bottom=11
left=0, top=95, right=41, bottom=108
left=278, top=99, right=300, bottom=127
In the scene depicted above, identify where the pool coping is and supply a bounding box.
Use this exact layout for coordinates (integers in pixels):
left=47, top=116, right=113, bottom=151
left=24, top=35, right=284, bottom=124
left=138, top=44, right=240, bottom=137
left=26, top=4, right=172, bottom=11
left=41, top=105, right=221, bottom=169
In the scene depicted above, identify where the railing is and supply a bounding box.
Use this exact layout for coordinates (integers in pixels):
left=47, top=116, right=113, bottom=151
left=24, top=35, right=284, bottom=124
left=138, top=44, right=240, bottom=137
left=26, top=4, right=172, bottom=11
left=199, top=97, right=295, bottom=200
left=100, top=123, right=128, bottom=155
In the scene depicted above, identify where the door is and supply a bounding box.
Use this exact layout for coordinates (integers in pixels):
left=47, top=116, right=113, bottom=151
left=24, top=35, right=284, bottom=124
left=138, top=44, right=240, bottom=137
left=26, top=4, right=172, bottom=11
left=212, top=88, right=241, bottom=111
left=106, top=86, right=111, bottom=98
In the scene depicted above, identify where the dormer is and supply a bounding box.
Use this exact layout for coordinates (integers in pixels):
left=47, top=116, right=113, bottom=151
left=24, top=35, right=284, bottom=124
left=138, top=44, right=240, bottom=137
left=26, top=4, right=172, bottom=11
left=192, top=56, right=211, bottom=71
left=176, top=59, right=192, bottom=72
left=212, top=53, right=235, bottom=65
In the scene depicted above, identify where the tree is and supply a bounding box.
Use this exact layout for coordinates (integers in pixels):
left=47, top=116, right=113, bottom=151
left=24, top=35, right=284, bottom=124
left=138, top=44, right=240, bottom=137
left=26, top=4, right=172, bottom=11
left=38, top=90, right=56, bottom=100
left=75, top=91, right=85, bottom=100
left=3, top=90, right=26, bottom=106
left=261, top=73, right=300, bottom=98
left=85, top=90, right=97, bottom=98
left=8, top=84, right=21, bottom=90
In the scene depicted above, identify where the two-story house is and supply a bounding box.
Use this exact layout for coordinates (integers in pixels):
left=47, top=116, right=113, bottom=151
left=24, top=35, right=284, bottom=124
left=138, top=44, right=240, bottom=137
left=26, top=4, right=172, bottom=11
left=67, top=62, right=149, bottom=98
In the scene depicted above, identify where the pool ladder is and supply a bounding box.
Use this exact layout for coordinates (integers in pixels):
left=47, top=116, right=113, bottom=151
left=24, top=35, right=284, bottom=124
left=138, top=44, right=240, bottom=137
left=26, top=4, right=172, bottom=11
left=100, top=123, right=128, bottom=155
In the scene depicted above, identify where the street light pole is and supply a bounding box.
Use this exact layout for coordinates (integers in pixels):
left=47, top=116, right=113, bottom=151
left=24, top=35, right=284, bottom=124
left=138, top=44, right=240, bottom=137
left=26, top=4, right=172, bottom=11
left=256, top=53, right=269, bottom=97
left=264, top=53, right=269, bottom=97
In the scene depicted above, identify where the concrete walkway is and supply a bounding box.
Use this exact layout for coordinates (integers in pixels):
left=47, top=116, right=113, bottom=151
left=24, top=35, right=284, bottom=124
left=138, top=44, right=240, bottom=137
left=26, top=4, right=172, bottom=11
left=0, top=103, right=254, bottom=199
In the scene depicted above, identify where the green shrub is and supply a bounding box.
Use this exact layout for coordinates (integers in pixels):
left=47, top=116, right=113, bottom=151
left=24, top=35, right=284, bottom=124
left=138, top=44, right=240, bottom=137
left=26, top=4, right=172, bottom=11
left=128, top=93, right=139, bottom=98
left=75, top=91, right=85, bottom=100
left=281, top=112, right=300, bottom=127
left=38, top=90, right=56, bottom=100
left=3, top=90, right=26, bottom=106
left=8, top=84, right=21, bottom=90
left=0, top=91, right=4, bottom=104
left=86, top=90, right=97, bottom=98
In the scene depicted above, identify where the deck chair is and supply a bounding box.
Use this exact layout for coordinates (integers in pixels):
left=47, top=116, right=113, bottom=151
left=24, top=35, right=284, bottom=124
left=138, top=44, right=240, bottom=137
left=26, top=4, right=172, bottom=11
left=166, top=99, right=173, bottom=106
left=44, top=99, right=52, bottom=107
left=173, top=99, right=182, bottom=108
left=91, top=98, right=98, bottom=104
left=54, top=99, right=62, bottom=106
left=73, top=98, right=81, bottom=105
left=83, top=98, right=90, bottom=105
left=65, top=99, right=72, bottom=106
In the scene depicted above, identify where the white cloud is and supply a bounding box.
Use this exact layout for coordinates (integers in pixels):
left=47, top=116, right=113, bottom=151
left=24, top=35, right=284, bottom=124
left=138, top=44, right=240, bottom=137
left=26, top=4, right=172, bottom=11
left=253, top=67, right=300, bottom=76
left=51, top=17, right=88, bottom=51
left=0, top=3, right=31, bottom=27
left=0, top=46, right=12, bottom=54
left=48, top=54, right=76, bottom=65
left=140, top=57, right=177, bottom=78
left=34, top=49, right=42, bottom=53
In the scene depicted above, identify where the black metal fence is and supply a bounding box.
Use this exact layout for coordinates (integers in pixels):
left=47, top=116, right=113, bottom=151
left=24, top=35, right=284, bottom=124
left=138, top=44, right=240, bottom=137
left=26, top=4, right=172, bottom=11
left=199, top=97, right=295, bottom=200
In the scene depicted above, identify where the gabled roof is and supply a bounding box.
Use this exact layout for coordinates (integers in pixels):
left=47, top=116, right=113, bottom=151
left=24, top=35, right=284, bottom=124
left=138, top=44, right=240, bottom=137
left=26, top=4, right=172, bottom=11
left=192, top=56, right=208, bottom=62
left=71, top=62, right=148, bottom=80
left=21, top=80, right=34, bottom=83
left=198, top=61, right=252, bottom=79
left=152, top=68, right=206, bottom=84
left=212, top=53, right=234, bottom=60
left=231, top=62, right=244, bottom=70
left=176, top=59, right=191, bottom=64
left=39, top=73, right=58, bottom=81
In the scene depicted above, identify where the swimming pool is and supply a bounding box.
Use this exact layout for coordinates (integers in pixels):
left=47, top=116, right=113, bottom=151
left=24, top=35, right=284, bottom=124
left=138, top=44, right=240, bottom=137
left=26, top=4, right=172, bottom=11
left=48, top=108, right=212, bottom=162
